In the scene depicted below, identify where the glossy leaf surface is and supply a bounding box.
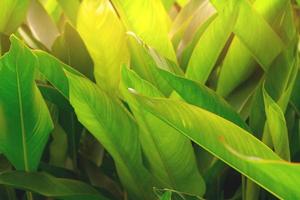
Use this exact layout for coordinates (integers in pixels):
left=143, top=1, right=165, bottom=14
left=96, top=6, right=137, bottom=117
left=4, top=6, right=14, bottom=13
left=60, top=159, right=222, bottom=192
left=0, top=36, right=53, bottom=171
left=132, top=93, right=300, bottom=199
left=121, top=67, right=205, bottom=196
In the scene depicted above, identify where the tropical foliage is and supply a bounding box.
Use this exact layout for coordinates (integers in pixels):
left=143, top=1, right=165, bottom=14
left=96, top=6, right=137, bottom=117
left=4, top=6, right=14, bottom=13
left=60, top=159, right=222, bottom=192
left=0, top=0, right=300, bottom=199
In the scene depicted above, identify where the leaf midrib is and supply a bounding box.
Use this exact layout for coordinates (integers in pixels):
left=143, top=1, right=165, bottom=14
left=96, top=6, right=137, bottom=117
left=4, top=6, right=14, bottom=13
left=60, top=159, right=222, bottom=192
left=15, top=51, right=29, bottom=171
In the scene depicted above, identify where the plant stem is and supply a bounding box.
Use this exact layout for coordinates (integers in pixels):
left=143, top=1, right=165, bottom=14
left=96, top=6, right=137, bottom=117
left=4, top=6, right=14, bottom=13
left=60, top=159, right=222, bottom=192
left=26, top=191, right=33, bottom=200
left=245, top=179, right=260, bottom=200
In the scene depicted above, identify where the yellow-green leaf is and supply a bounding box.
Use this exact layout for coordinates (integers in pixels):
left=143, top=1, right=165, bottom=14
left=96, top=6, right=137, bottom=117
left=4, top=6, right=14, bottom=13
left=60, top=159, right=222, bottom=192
left=111, top=0, right=176, bottom=62
left=0, top=0, right=29, bottom=34
left=132, top=93, right=300, bottom=199
left=77, top=0, right=128, bottom=92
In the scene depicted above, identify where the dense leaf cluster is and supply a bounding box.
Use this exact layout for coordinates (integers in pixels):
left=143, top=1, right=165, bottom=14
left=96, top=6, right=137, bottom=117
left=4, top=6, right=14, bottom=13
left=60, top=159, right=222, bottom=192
left=0, top=0, right=300, bottom=200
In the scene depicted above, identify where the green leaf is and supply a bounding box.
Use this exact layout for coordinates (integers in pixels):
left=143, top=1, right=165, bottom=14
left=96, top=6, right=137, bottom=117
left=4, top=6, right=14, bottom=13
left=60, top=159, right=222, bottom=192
left=217, top=0, right=289, bottom=96
left=77, top=0, right=128, bottom=92
left=0, top=0, right=29, bottom=34
left=121, top=66, right=164, bottom=97
left=34, top=51, right=157, bottom=200
left=66, top=71, right=156, bottom=199
left=158, top=69, right=249, bottom=130
left=155, top=188, right=203, bottom=200
left=57, top=0, right=80, bottom=25
left=121, top=67, right=206, bottom=196
left=264, top=36, right=298, bottom=102
left=131, top=93, right=300, bottom=199
left=111, top=0, right=177, bottom=62
left=52, top=23, right=94, bottom=81
left=178, top=14, right=216, bottom=71
left=0, top=171, right=108, bottom=200
left=249, top=34, right=298, bottom=140
left=39, top=0, right=62, bottom=23
left=160, top=191, right=172, bottom=200
left=0, top=35, right=53, bottom=171
left=38, top=84, right=72, bottom=112
left=233, top=0, right=284, bottom=69
left=263, top=88, right=290, bottom=161
left=226, top=73, right=260, bottom=114
left=186, top=1, right=239, bottom=84
left=127, top=33, right=182, bottom=96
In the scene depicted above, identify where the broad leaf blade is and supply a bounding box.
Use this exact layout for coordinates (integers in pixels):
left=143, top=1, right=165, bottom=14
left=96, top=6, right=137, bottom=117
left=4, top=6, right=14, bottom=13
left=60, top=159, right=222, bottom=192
left=77, top=0, right=128, bottom=92
left=0, top=0, right=29, bottom=34
left=233, top=0, right=284, bottom=70
left=0, top=36, right=53, bottom=171
left=35, top=51, right=157, bottom=200
left=131, top=93, right=300, bottom=199
left=217, top=0, right=289, bottom=96
left=263, top=88, right=290, bottom=161
left=111, top=0, right=177, bottom=62
left=127, top=33, right=182, bottom=96
left=0, top=171, right=108, bottom=200
left=52, top=23, right=94, bottom=81
left=186, top=1, right=239, bottom=84
left=158, top=69, right=249, bottom=130
left=121, top=67, right=206, bottom=196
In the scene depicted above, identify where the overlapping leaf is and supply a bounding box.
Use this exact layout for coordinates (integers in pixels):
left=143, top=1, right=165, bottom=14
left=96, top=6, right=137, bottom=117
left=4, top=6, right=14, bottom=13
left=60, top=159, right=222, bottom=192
left=158, top=69, right=248, bottom=130
left=217, top=0, right=289, bottom=96
left=111, top=0, right=176, bottom=62
left=0, top=36, right=53, bottom=171
left=57, top=0, right=80, bottom=25
left=127, top=33, right=182, bottom=96
left=52, top=23, right=94, bottom=81
left=26, top=0, right=59, bottom=49
left=263, top=88, right=290, bottom=160
left=121, top=67, right=205, bottom=196
left=131, top=93, right=300, bottom=199
left=186, top=1, right=239, bottom=84
left=0, top=171, right=108, bottom=200
left=0, top=0, right=29, bottom=34
left=35, top=51, right=157, bottom=199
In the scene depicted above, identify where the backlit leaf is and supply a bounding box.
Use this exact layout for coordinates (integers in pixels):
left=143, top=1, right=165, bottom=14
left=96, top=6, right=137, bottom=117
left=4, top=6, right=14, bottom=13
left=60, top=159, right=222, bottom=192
left=121, top=67, right=206, bottom=196
left=263, top=88, right=290, bottom=161
left=77, top=0, right=128, bottom=92
left=132, top=93, right=300, bottom=199
left=35, top=51, right=157, bottom=200
left=0, top=0, right=29, bottom=34
left=111, top=0, right=177, bottom=62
